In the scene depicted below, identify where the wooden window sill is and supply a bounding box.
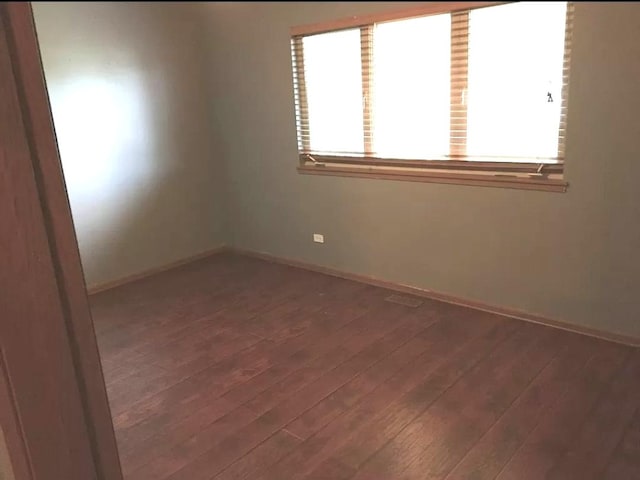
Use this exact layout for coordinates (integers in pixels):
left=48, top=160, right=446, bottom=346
left=297, top=162, right=568, bottom=193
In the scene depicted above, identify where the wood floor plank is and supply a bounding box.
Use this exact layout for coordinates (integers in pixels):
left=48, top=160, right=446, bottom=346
left=158, top=307, right=431, bottom=480
left=348, top=322, right=556, bottom=479
left=115, top=285, right=379, bottom=457
left=545, top=349, right=640, bottom=480
left=254, top=313, right=512, bottom=480
left=96, top=256, right=284, bottom=353
left=494, top=341, right=629, bottom=480
left=99, top=256, right=335, bottom=378
left=443, top=334, right=598, bottom=480
left=327, top=318, right=516, bottom=475
left=108, top=335, right=276, bottom=418
left=220, top=313, right=361, bottom=406
left=88, top=253, right=639, bottom=480
left=602, top=405, right=640, bottom=480
left=111, top=282, right=371, bottom=417
left=92, top=254, right=250, bottom=336
left=241, top=302, right=415, bottom=416
left=104, top=318, right=238, bottom=381
left=302, top=459, right=355, bottom=480
left=125, top=405, right=259, bottom=478
left=112, top=285, right=380, bottom=427
left=105, top=273, right=366, bottom=386
left=396, top=326, right=568, bottom=479
left=213, top=430, right=301, bottom=480
left=112, top=286, right=384, bottom=451
left=112, top=289, right=341, bottom=396
left=128, top=303, right=418, bottom=480
left=116, top=289, right=390, bottom=466
left=118, top=396, right=239, bottom=475
left=284, top=310, right=440, bottom=439
left=108, top=333, right=262, bottom=413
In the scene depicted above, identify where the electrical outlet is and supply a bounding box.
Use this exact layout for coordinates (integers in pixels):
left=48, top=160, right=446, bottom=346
left=313, top=233, right=324, bottom=243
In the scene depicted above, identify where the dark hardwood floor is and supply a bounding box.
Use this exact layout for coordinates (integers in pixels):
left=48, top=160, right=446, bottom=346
left=91, top=253, right=640, bottom=480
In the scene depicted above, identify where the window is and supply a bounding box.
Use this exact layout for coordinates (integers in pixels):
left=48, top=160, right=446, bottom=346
left=291, top=1, right=574, bottom=192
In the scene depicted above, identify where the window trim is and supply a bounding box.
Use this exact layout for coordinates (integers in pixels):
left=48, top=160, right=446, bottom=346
left=298, top=155, right=567, bottom=193
left=291, top=1, right=572, bottom=192
left=299, top=154, right=564, bottom=174
left=297, top=162, right=568, bottom=192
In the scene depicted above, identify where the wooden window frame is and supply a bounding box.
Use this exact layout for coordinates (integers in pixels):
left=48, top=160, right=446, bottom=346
left=291, top=1, right=572, bottom=193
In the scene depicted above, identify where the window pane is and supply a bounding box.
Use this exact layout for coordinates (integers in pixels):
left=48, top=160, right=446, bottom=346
left=303, top=29, right=363, bottom=154
left=373, top=14, right=450, bottom=159
left=467, top=2, right=567, bottom=159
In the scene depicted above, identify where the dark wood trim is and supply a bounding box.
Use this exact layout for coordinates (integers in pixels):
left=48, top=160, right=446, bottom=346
left=0, top=3, right=123, bottom=479
left=290, top=1, right=508, bottom=36
left=298, top=163, right=568, bottom=193
left=229, top=248, right=640, bottom=348
left=88, top=246, right=228, bottom=295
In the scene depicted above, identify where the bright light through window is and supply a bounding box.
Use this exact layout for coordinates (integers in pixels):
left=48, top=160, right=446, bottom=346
left=292, top=2, right=572, bottom=165
left=467, top=2, right=568, bottom=159
left=373, top=14, right=451, bottom=159
left=303, top=29, right=363, bottom=154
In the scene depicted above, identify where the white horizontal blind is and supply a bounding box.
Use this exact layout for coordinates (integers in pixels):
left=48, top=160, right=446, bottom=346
left=291, top=2, right=573, bottom=163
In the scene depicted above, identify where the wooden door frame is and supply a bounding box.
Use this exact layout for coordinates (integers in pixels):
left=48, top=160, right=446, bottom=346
left=0, top=2, right=123, bottom=479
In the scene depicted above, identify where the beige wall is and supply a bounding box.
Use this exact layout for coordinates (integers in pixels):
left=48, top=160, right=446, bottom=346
left=33, top=2, right=228, bottom=288
left=201, top=2, right=640, bottom=339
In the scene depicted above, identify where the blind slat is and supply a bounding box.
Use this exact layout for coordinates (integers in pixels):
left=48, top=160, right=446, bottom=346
left=450, top=9, right=469, bottom=157
left=557, top=2, right=574, bottom=158
left=290, top=37, right=309, bottom=152
left=360, top=25, right=374, bottom=154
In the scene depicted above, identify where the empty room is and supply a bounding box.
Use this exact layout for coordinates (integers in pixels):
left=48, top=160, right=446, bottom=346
left=1, top=1, right=639, bottom=480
